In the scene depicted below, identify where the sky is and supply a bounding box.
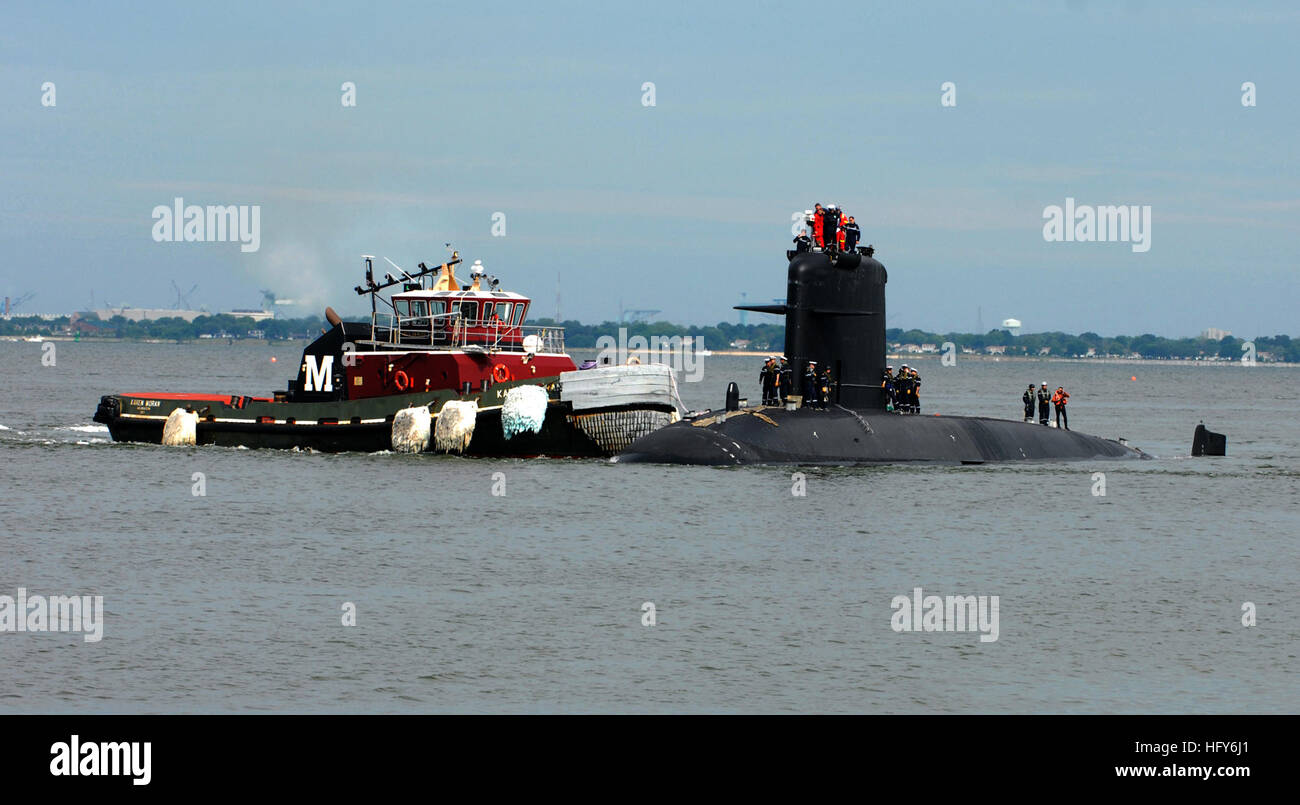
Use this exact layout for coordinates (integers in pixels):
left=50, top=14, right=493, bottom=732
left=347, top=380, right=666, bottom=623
left=2, top=1, right=1297, bottom=337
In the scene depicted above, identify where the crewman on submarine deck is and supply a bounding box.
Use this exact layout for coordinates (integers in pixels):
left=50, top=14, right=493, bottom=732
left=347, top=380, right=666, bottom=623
left=1037, top=382, right=1052, bottom=425
left=1023, top=383, right=1036, bottom=422
left=816, top=364, right=834, bottom=409
left=909, top=366, right=922, bottom=414
left=802, top=361, right=819, bottom=407
left=778, top=357, right=792, bottom=403
left=1052, top=386, right=1070, bottom=430
left=894, top=365, right=914, bottom=413
left=759, top=356, right=779, bottom=405
left=882, top=365, right=896, bottom=411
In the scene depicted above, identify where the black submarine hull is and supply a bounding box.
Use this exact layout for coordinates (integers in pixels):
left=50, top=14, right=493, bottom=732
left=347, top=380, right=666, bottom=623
left=615, top=406, right=1144, bottom=465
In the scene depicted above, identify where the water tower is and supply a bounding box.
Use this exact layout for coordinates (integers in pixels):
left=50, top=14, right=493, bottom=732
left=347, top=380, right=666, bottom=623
left=1001, top=317, right=1022, bottom=336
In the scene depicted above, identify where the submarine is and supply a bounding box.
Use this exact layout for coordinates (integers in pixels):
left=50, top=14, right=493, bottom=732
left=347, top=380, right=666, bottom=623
left=615, top=244, right=1146, bottom=466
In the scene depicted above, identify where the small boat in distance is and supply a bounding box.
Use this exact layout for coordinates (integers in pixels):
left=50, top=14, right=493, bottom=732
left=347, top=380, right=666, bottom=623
left=94, top=251, right=681, bottom=455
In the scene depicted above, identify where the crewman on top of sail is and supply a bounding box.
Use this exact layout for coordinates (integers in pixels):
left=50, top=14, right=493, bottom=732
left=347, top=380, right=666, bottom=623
left=1052, top=386, right=1070, bottom=430
left=793, top=229, right=812, bottom=253
left=843, top=216, right=861, bottom=251
left=1037, top=382, right=1052, bottom=425
left=812, top=204, right=826, bottom=248
left=1022, top=383, right=1036, bottom=422
left=823, top=205, right=842, bottom=252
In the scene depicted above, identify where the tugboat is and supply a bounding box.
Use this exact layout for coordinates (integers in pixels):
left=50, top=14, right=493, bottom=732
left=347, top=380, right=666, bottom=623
left=94, top=253, right=682, bottom=455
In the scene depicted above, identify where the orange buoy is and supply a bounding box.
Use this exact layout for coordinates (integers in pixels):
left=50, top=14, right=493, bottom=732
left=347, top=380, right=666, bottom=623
left=1130, top=375, right=1136, bottom=381
left=270, top=357, right=277, bottom=363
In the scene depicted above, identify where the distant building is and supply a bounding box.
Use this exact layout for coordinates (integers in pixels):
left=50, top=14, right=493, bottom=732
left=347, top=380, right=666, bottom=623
left=900, top=343, right=921, bottom=353
left=1038, top=346, right=1051, bottom=355
left=93, top=307, right=207, bottom=323
left=225, top=309, right=275, bottom=322
left=985, top=345, right=1007, bottom=355
left=919, top=343, right=938, bottom=353
left=1201, top=327, right=1232, bottom=341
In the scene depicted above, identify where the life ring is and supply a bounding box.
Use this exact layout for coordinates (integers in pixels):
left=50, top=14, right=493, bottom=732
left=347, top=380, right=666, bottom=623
left=393, top=370, right=411, bottom=391
left=492, top=363, right=512, bottom=383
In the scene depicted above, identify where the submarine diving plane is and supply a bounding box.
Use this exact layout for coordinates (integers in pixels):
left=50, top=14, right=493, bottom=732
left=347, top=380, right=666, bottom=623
left=616, top=241, right=1146, bottom=466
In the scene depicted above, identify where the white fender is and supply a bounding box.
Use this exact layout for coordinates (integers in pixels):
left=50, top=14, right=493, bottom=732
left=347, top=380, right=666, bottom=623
left=391, top=406, right=432, bottom=453
left=433, top=399, right=478, bottom=453
left=161, top=408, right=197, bottom=446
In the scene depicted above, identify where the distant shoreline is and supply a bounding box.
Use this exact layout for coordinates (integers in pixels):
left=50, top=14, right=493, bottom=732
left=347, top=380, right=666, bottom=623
left=3, top=338, right=1296, bottom=367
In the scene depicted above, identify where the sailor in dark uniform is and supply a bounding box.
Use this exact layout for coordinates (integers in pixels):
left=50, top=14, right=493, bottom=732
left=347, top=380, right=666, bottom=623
left=816, top=364, right=834, bottom=409
left=882, top=365, right=895, bottom=410
left=823, top=206, right=841, bottom=252
left=803, top=361, right=818, bottom=407
left=778, top=357, right=792, bottom=403
left=759, top=356, right=778, bottom=405
left=1037, top=382, right=1052, bottom=425
left=909, top=367, right=921, bottom=414
left=843, top=216, right=861, bottom=252
left=1022, top=383, right=1036, bottom=422
left=793, top=230, right=811, bottom=253
left=895, top=365, right=912, bottom=413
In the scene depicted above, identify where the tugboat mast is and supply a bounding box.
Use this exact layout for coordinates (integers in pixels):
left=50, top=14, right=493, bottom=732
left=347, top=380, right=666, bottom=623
left=355, top=251, right=462, bottom=344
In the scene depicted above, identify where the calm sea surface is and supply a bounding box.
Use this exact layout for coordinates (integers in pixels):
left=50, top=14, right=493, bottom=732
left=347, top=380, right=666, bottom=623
left=1, top=340, right=1296, bottom=713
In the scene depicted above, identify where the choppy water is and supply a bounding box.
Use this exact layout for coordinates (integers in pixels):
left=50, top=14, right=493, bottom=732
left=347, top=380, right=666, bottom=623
left=1, top=340, right=1296, bottom=713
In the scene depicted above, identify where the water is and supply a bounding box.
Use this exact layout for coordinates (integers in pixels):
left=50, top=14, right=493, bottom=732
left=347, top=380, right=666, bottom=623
left=1, top=340, right=1296, bottom=713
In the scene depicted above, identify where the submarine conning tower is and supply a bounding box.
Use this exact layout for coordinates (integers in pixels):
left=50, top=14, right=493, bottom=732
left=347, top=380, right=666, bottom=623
left=738, top=249, right=888, bottom=410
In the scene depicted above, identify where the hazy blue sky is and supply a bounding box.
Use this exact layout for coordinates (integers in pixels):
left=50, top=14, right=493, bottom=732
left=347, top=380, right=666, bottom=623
left=3, top=1, right=1297, bottom=337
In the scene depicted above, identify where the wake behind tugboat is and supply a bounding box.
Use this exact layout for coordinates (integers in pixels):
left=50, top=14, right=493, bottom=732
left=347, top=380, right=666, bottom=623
left=617, top=219, right=1147, bottom=466
left=93, top=251, right=681, bottom=456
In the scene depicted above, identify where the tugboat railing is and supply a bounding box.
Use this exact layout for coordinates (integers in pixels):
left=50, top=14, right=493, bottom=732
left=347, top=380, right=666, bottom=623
left=367, top=311, right=565, bottom=354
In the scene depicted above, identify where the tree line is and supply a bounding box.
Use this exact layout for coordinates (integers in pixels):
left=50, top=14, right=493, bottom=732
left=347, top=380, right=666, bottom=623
left=3, top=313, right=1296, bottom=362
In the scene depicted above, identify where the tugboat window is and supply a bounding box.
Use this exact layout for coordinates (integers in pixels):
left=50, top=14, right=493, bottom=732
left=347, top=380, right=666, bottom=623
left=493, top=302, right=512, bottom=322
left=395, top=299, right=411, bottom=318
left=512, top=303, right=527, bottom=325
left=410, top=300, right=429, bottom=321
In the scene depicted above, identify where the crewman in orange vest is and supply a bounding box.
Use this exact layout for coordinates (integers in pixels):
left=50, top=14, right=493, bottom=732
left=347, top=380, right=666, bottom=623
left=812, top=203, right=826, bottom=248
left=1052, top=386, right=1070, bottom=430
